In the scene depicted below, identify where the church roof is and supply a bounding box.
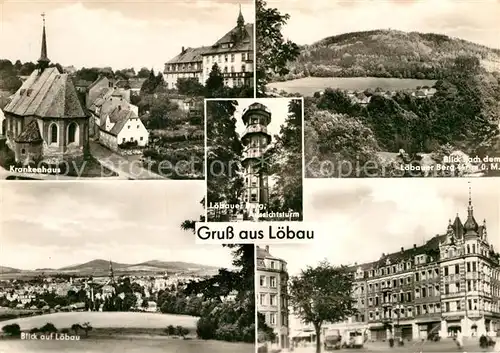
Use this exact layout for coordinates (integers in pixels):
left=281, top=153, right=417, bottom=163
left=4, top=67, right=87, bottom=119
left=14, top=120, right=43, bottom=143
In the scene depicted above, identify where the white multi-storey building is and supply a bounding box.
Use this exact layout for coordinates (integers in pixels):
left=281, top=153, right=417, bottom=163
left=163, top=8, right=253, bottom=89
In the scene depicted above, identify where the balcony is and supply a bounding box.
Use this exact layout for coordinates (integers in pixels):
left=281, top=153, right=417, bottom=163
left=382, top=301, right=393, bottom=307
left=243, top=124, right=268, bottom=135
left=243, top=148, right=264, bottom=160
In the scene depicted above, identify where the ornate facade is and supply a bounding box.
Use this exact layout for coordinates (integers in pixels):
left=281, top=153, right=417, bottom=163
left=322, top=188, right=500, bottom=341
left=257, top=246, right=290, bottom=349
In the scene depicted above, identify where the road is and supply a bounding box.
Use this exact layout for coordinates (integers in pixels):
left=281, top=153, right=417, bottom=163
left=284, top=339, right=498, bottom=352
left=89, top=141, right=165, bottom=180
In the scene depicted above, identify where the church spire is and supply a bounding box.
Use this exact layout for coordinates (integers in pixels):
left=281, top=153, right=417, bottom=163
left=463, top=182, right=479, bottom=235
left=237, top=4, right=244, bottom=27
left=38, top=13, right=50, bottom=71
left=108, top=260, right=114, bottom=282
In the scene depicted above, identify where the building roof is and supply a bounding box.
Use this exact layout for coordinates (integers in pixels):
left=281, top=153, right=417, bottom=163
left=257, top=246, right=286, bottom=262
left=101, top=107, right=137, bottom=136
left=4, top=67, right=86, bottom=119
left=87, top=76, right=108, bottom=92
left=167, top=46, right=211, bottom=64
left=14, top=120, right=43, bottom=143
left=165, top=20, right=254, bottom=67
left=209, top=23, right=253, bottom=54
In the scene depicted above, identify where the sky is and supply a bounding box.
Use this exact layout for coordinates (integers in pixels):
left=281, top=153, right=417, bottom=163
left=266, top=178, right=500, bottom=276
left=0, top=181, right=235, bottom=270
left=0, top=0, right=255, bottom=73
left=233, top=98, right=297, bottom=138
left=271, top=0, right=500, bottom=49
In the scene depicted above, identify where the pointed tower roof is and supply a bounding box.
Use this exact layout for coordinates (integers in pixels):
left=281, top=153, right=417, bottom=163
left=452, top=213, right=464, bottom=239
left=108, top=260, right=115, bottom=282
left=38, top=13, right=50, bottom=69
left=237, top=4, right=244, bottom=27
left=463, top=183, right=479, bottom=235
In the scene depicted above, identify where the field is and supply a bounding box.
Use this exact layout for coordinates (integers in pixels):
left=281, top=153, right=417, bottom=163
left=268, top=77, right=437, bottom=96
left=0, top=312, right=199, bottom=331
left=0, top=338, right=254, bottom=353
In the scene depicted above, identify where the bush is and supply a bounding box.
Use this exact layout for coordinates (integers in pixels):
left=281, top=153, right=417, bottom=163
left=196, top=316, right=217, bottom=340
left=39, top=322, right=57, bottom=333
left=165, top=325, right=175, bottom=336
left=2, top=323, right=21, bottom=336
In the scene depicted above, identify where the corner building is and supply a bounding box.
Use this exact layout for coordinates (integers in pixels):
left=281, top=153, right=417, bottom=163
left=326, top=189, right=500, bottom=340
left=257, top=246, right=290, bottom=349
left=163, top=8, right=253, bottom=89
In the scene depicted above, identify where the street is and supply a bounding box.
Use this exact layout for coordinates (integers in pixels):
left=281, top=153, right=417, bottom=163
left=89, top=141, right=165, bottom=180
left=283, top=339, right=498, bottom=352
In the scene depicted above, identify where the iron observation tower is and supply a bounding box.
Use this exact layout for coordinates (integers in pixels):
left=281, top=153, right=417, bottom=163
left=240, top=103, right=272, bottom=220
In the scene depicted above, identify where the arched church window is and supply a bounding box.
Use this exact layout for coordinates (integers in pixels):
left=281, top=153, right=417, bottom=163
left=68, top=122, right=78, bottom=144
left=50, top=123, right=58, bottom=144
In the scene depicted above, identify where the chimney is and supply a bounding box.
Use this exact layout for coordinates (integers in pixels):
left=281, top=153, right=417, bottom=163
left=401, top=247, right=404, bottom=253
left=413, top=244, right=417, bottom=249
left=181, top=46, right=185, bottom=53
left=265, top=245, right=269, bottom=252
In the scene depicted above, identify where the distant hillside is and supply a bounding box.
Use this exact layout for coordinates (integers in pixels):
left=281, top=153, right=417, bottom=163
left=0, top=266, right=21, bottom=274
left=12, top=259, right=220, bottom=275
left=282, top=29, right=500, bottom=81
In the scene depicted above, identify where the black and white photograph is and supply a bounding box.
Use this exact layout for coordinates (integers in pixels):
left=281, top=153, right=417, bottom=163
left=256, top=0, right=500, bottom=178
left=256, top=178, right=500, bottom=353
left=205, top=97, right=303, bottom=222
left=0, top=0, right=254, bottom=181
left=0, top=182, right=255, bottom=353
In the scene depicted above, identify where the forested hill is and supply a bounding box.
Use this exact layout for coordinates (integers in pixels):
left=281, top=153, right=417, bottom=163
left=285, top=29, right=500, bottom=80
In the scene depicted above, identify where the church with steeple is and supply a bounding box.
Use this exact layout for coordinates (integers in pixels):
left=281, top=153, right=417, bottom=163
left=2, top=13, right=89, bottom=165
left=163, top=6, right=254, bottom=89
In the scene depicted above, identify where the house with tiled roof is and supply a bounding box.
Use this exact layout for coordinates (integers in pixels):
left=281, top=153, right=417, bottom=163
left=2, top=17, right=89, bottom=165
left=164, top=7, right=253, bottom=89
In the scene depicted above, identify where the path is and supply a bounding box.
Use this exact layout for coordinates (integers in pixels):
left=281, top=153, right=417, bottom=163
left=89, top=141, right=165, bottom=180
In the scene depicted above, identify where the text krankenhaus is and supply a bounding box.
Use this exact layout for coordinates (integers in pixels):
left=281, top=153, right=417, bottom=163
left=197, top=225, right=314, bottom=241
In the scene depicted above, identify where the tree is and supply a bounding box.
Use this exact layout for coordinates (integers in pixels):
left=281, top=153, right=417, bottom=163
left=166, top=324, right=176, bottom=336
left=141, top=69, right=159, bottom=95
left=39, top=322, right=58, bottom=333
left=205, top=63, right=224, bottom=97
left=256, top=0, right=300, bottom=96
left=2, top=323, right=21, bottom=336
left=266, top=99, right=303, bottom=219
left=82, top=322, right=92, bottom=337
left=137, top=67, right=150, bottom=78
left=177, top=78, right=205, bottom=96
left=206, top=100, right=244, bottom=221
left=289, top=262, right=357, bottom=353
left=71, top=323, right=83, bottom=335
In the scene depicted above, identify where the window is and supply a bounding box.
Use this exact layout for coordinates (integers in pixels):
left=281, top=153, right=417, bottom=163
left=67, top=122, right=77, bottom=144
left=467, top=262, right=471, bottom=272
left=269, top=313, right=277, bottom=325
left=136, top=125, right=139, bottom=128
left=128, top=125, right=130, bottom=129
left=259, top=294, right=266, bottom=305
left=231, top=54, right=235, bottom=62
left=455, top=264, right=460, bottom=274
left=270, top=294, right=277, bottom=306
left=445, top=284, right=449, bottom=294
left=21, top=148, right=26, bottom=155
left=444, top=267, right=449, bottom=276
left=140, top=137, right=143, bottom=141
left=270, top=276, right=276, bottom=288
left=122, top=138, right=126, bottom=142
left=49, top=123, right=58, bottom=144
left=445, top=302, right=450, bottom=312
left=415, top=273, right=419, bottom=281
left=260, top=276, right=265, bottom=286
